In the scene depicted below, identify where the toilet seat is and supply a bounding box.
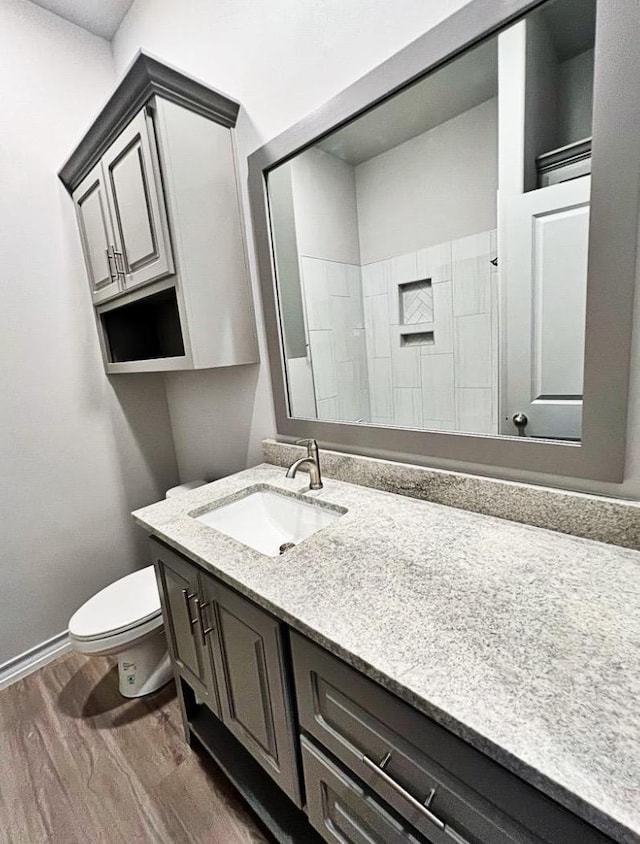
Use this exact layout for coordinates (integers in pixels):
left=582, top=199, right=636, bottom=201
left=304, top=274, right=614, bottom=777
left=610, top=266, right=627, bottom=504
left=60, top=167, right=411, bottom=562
left=69, top=565, right=162, bottom=643
left=68, top=615, right=163, bottom=655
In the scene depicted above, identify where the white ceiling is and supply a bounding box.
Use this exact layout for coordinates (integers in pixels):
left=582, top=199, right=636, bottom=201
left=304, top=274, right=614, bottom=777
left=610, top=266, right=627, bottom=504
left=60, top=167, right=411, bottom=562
left=318, top=38, right=498, bottom=166
left=28, top=0, right=135, bottom=39
left=315, top=0, right=595, bottom=168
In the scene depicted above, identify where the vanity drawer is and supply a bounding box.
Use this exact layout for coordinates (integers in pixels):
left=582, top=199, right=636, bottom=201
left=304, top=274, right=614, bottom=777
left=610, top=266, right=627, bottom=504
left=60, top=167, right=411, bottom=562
left=301, top=735, right=427, bottom=844
left=291, top=633, right=611, bottom=844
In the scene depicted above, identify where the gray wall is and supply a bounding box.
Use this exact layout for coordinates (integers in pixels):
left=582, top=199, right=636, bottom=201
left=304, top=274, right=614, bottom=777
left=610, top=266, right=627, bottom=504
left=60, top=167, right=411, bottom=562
left=268, top=163, right=307, bottom=360
left=0, top=0, right=179, bottom=667
left=269, top=148, right=362, bottom=363
left=524, top=11, right=594, bottom=190
left=355, top=98, right=498, bottom=264
left=111, top=0, right=640, bottom=500
left=290, top=148, right=361, bottom=265
left=558, top=48, right=594, bottom=145
left=524, top=14, right=560, bottom=192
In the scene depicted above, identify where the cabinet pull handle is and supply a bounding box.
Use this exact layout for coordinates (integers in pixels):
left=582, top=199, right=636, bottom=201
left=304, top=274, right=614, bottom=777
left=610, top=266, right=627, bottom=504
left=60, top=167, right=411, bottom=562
left=181, top=589, right=198, bottom=634
left=361, top=753, right=446, bottom=831
left=105, top=247, right=117, bottom=282
left=194, top=598, right=214, bottom=646
left=112, top=248, right=126, bottom=282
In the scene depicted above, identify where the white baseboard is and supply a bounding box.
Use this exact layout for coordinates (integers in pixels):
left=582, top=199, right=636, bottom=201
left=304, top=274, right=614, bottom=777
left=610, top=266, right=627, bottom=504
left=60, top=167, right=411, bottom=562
left=0, top=631, right=71, bottom=691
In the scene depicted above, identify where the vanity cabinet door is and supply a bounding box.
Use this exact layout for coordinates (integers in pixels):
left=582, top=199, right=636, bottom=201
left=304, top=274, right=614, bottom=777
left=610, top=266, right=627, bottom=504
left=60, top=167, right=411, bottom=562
left=201, top=574, right=302, bottom=806
left=152, top=540, right=219, bottom=717
left=102, top=108, right=174, bottom=293
left=72, top=162, right=120, bottom=304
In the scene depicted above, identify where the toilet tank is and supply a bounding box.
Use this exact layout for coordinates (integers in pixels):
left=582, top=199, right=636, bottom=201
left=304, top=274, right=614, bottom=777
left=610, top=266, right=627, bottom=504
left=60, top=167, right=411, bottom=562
left=165, top=480, right=206, bottom=499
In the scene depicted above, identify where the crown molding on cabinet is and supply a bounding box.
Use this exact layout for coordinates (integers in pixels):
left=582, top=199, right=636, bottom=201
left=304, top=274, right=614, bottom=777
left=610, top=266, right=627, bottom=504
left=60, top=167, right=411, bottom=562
left=59, top=51, right=240, bottom=192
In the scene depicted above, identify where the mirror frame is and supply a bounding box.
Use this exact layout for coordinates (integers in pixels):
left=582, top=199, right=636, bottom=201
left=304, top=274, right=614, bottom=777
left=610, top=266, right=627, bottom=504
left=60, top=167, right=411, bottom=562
left=248, top=0, right=640, bottom=482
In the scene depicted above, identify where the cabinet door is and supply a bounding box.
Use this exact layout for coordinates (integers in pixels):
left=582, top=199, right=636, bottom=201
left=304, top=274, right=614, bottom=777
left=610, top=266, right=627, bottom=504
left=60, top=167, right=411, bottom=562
left=72, top=162, right=120, bottom=303
left=202, top=576, right=301, bottom=806
left=152, top=541, right=219, bottom=717
left=102, top=109, right=174, bottom=293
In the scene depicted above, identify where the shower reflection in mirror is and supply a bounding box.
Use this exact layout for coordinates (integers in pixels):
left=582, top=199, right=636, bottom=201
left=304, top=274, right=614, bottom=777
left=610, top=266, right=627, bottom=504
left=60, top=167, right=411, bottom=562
left=267, top=0, right=594, bottom=442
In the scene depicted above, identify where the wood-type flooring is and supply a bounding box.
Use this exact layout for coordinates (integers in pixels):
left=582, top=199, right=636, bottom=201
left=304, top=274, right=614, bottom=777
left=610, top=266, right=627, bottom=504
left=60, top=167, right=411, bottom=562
left=0, top=652, right=270, bottom=843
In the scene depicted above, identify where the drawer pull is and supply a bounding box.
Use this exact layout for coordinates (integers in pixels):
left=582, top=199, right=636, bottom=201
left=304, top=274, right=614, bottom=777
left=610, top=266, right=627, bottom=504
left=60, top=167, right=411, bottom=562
left=181, top=589, right=198, bottom=633
left=362, top=753, right=446, bottom=831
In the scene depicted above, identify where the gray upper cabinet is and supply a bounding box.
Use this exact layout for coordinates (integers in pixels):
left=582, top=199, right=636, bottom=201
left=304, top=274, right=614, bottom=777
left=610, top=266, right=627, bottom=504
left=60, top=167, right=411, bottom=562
left=101, top=108, right=174, bottom=294
left=61, top=53, right=258, bottom=374
left=72, top=162, right=120, bottom=304
left=74, top=108, right=174, bottom=305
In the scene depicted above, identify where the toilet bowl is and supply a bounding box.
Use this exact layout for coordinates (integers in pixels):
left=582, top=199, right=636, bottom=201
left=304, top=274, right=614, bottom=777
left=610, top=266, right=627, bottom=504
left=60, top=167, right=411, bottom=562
left=68, top=566, right=172, bottom=697
left=68, top=481, right=205, bottom=698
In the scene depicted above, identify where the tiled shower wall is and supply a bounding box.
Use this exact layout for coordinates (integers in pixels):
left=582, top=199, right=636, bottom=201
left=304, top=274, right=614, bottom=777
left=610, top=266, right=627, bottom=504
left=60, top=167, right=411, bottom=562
left=299, top=256, right=371, bottom=422
left=361, top=230, right=499, bottom=433
left=297, top=231, right=498, bottom=433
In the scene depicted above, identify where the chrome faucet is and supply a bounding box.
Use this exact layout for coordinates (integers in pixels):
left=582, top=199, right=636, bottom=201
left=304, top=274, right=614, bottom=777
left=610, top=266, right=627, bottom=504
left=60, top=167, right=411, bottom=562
left=286, top=439, right=323, bottom=490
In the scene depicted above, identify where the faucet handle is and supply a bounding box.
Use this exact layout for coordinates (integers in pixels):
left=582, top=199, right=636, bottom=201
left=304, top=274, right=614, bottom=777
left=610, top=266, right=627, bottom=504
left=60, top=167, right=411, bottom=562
left=290, top=439, right=322, bottom=489
left=296, top=439, right=318, bottom=457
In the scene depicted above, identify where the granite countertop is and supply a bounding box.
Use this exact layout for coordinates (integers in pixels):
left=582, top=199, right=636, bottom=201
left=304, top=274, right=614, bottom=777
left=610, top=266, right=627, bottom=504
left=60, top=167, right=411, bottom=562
left=133, top=464, right=640, bottom=844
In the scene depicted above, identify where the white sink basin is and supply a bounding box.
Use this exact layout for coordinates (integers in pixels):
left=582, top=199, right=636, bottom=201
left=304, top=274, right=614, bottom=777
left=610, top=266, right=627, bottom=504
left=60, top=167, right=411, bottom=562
left=191, top=485, right=345, bottom=557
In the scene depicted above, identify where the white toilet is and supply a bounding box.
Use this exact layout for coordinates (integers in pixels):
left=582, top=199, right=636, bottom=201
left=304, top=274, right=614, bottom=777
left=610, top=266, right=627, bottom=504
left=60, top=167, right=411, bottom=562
left=68, top=566, right=171, bottom=697
left=68, top=481, right=205, bottom=698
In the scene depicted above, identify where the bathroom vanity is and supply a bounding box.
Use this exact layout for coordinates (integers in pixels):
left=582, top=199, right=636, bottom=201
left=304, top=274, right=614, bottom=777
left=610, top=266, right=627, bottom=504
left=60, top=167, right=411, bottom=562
left=133, top=465, right=640, bottom=844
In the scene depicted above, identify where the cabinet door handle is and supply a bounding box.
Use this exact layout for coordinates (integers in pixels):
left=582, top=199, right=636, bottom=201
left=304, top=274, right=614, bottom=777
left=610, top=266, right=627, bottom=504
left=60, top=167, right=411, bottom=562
left=181, top=589, right=198, bottom=634
left=105, top=247, right=117, bottom=282
left=112, top=248, right=126, bottom=282
left=194, top=598, right=214, bottom=646
left=361, top=753, right=446, bottom=831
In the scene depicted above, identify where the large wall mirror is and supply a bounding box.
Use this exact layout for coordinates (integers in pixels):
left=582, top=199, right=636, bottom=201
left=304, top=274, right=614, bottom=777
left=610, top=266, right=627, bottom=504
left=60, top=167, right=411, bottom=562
left=249, top=0, right=640, bottom=481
